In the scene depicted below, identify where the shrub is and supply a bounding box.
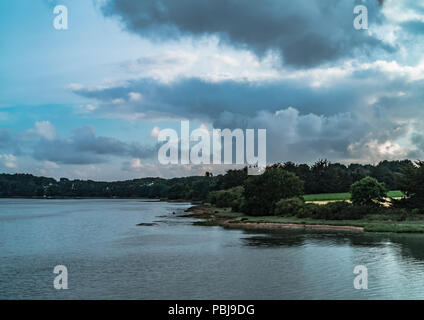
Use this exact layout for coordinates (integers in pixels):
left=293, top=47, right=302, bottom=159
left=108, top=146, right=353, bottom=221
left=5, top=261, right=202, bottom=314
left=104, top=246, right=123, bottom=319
left=208, top=186, right=244, bottom=208
left=274, top=197, right=305, bottom=216
left=411, top=208, right=422, bottom=215
left=326, top=201, right=369, bottom=219
left=333, top=204, right=371, bottom=220
left=298, top=201, right=370, bottom=220
left=298, top=203, right=322, bottom=218
left=243, top=167, right=304, bottom=216
left=350, top=177, right=387, bottom=206
left=231, top=196, right=245, bottom=212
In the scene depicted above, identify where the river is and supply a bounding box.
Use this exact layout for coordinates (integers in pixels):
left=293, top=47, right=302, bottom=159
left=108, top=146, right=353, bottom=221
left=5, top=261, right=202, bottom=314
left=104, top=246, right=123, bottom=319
left=1, top=198, right=424, bottom=299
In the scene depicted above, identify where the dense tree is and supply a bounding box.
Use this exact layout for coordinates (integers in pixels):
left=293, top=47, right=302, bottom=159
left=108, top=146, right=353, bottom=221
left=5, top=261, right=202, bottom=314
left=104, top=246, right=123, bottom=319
left=398, top=161, right=424, bottom=208
left=216, top=167, right=247, bottom=189
left=371, top=160, right=414, bottom=190
left=350, top=177, right=387, bottom=206
left=243, top=168, right=304, bottom=216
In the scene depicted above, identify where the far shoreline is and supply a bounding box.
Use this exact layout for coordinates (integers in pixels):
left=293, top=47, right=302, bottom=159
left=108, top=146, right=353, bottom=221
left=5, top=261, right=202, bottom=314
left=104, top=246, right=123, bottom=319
left=0, top=196, right=195, bottom=203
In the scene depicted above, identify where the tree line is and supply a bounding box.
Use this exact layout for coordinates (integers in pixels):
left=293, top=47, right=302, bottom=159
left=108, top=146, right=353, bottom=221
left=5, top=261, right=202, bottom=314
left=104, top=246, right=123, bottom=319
left=0, top=159, right=416, bottom=200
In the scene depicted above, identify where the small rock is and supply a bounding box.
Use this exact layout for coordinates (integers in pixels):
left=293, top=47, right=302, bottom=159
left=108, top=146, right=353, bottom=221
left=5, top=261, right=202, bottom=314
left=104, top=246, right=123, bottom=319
left=136, top=223, right=158, bottom=226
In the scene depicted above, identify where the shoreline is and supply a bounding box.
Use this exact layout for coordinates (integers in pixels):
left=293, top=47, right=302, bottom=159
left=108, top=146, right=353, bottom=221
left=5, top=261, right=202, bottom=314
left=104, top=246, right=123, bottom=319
left=184, top=205, right=424, bottom=234
left=221, top=221, right=364, bottom=232
left=184, top=205, right=364, bottom=232
left=0, top=196, right=195, bottom=203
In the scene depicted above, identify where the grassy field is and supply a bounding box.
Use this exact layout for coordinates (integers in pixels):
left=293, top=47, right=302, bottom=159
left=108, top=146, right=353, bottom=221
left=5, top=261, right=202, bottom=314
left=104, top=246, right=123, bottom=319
left=303, top=190, right=404, bottom=202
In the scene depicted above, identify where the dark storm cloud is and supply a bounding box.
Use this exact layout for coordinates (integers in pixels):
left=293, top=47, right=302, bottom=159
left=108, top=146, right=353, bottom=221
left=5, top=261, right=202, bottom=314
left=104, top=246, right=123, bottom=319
left=33, top=127, right=157, bottom=165
left=73, top=66, right=424, bottom=127
left=101, top=0, right=391, bottom=67
left=72, top=77, right=368, bottom=121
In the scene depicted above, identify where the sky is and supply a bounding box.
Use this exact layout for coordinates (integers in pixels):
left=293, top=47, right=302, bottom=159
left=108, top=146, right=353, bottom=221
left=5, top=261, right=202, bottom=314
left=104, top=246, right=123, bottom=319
left=0, top=0, right=424, bottom=180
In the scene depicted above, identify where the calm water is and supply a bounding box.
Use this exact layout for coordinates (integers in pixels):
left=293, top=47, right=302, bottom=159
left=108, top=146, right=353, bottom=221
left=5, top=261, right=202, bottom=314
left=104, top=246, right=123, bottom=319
left=1, top=198, right=424, bottom=299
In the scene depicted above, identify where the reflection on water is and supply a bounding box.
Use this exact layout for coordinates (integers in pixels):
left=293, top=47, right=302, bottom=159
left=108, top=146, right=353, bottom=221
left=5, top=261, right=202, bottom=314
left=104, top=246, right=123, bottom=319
left=0, top=199, right=424, bottom=299
left=242, top=228, right=424, bottom=262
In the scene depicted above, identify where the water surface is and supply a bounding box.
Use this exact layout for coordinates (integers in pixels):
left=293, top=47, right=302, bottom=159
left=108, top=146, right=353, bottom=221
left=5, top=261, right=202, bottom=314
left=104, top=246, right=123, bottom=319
left=1, top=199, right=424, bottom=299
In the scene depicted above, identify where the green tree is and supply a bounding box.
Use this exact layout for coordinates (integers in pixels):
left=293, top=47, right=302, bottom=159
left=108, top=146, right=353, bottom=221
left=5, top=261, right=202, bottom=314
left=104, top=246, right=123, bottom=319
left=243, top=167, right=304, bottom=216
left=398, top=160, right=424, bottom=207
left=350, top=177, right=387, bottom=206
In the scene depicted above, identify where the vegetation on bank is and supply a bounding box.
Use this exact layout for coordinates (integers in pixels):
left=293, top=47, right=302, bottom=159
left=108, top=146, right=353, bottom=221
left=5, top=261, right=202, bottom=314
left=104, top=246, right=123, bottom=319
left=191, top=206, right=424, bottom=233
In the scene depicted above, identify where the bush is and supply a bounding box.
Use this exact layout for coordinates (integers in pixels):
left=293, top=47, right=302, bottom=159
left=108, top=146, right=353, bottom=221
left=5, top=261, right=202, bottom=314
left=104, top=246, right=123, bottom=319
left=298, top=203, right=323, bottom=218
left=411, top=208, right=422, bottom=215
left=334, top=204, right=372, bottom=220
left=274, top=197, right=305, bottom=216
left=231, top=196, right=245, bottom=212
left=350, top=177, right=387, bottom=206
left=298, top=201, right=371, bottom=220
left=243, top=167, right=304, bottom=216
left=208, top=186, right=244, bottom=208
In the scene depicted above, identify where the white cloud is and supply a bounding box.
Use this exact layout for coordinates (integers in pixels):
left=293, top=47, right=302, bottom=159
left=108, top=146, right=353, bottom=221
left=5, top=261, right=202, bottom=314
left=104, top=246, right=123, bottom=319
left=120, top=37, right=283, bottom=84
left=44, top=161, right=60, bottom=169
left=128, top=92, right=142, bottom=101
left=130, top=158, right=143, bottom=169
left=35, top=121, right=56, bottom=140
left=112, top=98, right=125, bottom=104
left=348, top=139, right=408, bottom=164
left=150, top=126, right=160, bottom=138
left=382, top=0, right=424, bottom=24
left=361, top=59, right=424, bottom=82
left=0, top=154, right=17, bottom=169
left=75, top=104, right=98, bottom=114
left=68, top=83, right=84, bottom=91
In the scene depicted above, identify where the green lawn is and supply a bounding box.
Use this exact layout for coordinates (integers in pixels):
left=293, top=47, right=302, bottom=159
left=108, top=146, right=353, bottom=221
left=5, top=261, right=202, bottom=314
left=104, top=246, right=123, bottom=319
left=303, top=190, right=404, bottom=202
left=386, top=190, right=405, bottom=198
